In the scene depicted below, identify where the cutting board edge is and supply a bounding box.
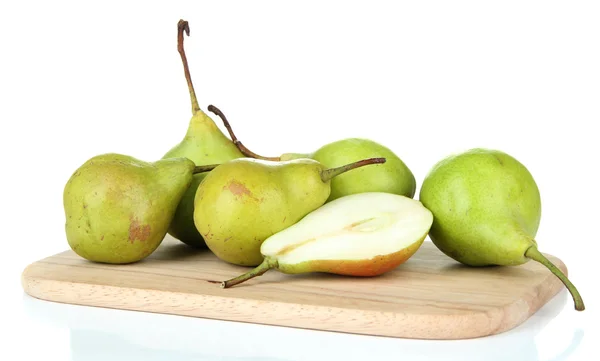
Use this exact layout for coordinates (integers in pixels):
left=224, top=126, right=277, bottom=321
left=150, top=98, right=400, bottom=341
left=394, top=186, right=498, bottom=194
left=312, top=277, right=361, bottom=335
left=20, top=257, right=568, bottom=340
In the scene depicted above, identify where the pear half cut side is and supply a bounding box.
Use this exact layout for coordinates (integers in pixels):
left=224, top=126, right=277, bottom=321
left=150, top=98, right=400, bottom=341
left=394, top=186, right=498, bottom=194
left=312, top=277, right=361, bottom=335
left=221, top=192, right=434, bottom=288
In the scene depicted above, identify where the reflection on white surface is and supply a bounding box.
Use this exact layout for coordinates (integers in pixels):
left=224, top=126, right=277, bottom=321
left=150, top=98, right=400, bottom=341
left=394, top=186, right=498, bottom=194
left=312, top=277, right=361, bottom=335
left=20, top=289, right=588, bottom=361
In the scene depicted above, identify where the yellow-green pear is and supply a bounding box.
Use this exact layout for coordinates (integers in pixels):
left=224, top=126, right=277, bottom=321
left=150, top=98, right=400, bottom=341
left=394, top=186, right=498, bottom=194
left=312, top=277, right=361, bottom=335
left=63, top=153, right=217, bottom=264
left=162, top=20, right=243, bottom=249
left=193, top=157, right=386, bottom=266
left=209, top=106, right=415, bottom=201
left=221, top=192, right=433, bottom=288
left=419, top=148, right=584, bottom=311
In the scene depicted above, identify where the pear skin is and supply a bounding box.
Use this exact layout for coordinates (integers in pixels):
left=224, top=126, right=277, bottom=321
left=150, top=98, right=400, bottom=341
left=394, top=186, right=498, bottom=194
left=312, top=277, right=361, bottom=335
left=162, top=20, right=243, bottom=248
left=277, top=237, right=425, bottom=276
left=193, top=158, right=332, bottom=266
left=63, top=154, right=196, bottom=264
left=419, top=148, right=541, bottom=266
left=419, top=148, right=584, bottom=311
left=300, top=138, right=416, bottom=202
left=163, top=110, right=243, bottom=247
left=194, top=158, right=386, bottom=266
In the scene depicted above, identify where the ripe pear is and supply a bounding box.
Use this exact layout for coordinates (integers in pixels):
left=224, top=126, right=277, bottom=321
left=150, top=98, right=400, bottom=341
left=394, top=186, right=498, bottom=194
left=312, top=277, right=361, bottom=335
left=193, top=157, right=386, bottom=266
left=208, top=106, right=415, bottom=201
left=419, top=148, right=585, bottom=311
left=162, top=20, right=243, bottom=248
left=63, top=153, right=217, bottom=264
left=221, top=192, right=433, bottom=288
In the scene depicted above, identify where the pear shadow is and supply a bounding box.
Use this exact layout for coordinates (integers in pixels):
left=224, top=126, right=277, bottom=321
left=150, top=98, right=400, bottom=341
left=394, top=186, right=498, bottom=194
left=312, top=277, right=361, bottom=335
left=437, top=262, right=537, bottom=277
left=148, top=242, right=209, bottom=262
left=219, top=258, right=533, bottom=288
left=442, top=262, right=498, bottom=270
left=439, top=263, right=500, bottom=274
left=215, top=270, right=391, bottom=289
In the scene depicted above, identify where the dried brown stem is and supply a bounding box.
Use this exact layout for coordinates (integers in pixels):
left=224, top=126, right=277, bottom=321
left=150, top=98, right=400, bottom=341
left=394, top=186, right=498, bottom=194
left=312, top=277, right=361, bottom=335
left=177, top=19, right=200, bottom=114
left=208, top=104, right=281, bottom=161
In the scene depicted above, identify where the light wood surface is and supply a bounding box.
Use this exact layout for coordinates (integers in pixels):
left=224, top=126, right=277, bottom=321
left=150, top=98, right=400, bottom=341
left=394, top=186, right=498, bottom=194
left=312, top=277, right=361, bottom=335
left=21, top=236, right=567, bottom=339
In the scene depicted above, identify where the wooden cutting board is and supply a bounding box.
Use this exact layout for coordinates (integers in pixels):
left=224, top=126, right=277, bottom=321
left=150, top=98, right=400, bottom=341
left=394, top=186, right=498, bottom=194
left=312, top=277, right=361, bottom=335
left=21, top=236, right=567, bottom=340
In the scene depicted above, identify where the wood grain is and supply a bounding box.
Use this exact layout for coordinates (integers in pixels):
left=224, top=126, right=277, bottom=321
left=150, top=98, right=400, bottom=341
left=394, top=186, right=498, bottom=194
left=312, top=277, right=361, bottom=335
left=21, top=236, right=567, bottom=339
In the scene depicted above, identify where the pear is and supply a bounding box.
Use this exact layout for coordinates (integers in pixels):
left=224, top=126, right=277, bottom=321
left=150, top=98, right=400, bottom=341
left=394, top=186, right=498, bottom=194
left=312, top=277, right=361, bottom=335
left=419, top=148, right=585, bottom=311
left=162, top=20, right=244, bottom=248
left=221, top=192, right=433, bottom=288
left=193, top=157, right=386, bottom=266
left=63, top=153, right=217, bottom=264
left=208, top=106, right=415, bottom=202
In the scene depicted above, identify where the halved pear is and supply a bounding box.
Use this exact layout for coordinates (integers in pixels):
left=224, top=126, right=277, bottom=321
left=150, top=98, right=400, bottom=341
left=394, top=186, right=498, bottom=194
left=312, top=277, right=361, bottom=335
left=221, top=192, right=434, bottom=288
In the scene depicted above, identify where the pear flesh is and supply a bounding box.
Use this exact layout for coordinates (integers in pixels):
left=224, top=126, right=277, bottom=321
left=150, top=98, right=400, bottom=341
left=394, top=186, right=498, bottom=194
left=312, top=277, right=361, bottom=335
left=63, top=154, right=196, bottom=264
left=221, top=192, right=433, bottom=288
left=419, top=148, right=585, bottom=311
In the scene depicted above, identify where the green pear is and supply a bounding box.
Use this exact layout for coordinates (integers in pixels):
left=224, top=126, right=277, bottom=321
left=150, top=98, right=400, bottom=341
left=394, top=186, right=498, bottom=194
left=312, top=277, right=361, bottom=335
left=208, top=106, right=415, bottom=202
left=162, top=20, right=243, bottom=249
left=221, top=192, right=433, bottom=288
left=63, top=153, right=217, bottom=264
left=419, top=148, right=584, bottom=311
left=193, top=157, right=386, bottom=266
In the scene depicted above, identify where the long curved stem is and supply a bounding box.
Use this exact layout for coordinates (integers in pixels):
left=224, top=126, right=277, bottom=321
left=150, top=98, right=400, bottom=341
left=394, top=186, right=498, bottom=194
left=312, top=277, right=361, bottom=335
left=208, top=104, right=281, bottom=161
left=320, top=158, right=386, bottom=182
left=221, top=257, right=278, bottom=288
left=525, top=246, right=585, bottom=311
left=192, top=164, right=220, bottom=174
left=177, top=19, right=201, bottom=114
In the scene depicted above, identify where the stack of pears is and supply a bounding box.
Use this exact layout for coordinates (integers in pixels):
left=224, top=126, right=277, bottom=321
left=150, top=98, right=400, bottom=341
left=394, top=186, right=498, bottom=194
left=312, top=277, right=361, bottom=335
left=61, top=19, right=584, bottom=312
left=64, top=19, right=240, bottom=263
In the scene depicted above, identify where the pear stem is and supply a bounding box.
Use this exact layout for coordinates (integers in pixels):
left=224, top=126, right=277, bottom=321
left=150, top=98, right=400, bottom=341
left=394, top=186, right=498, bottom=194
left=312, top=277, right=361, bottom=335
left=192, top=164, right=220, bottom=174
left=177, top=19, right=201, bottom=115
left=525, top=246, right=585, bottom=311
left=320, top=158, right=386, bottom=182
left=221, top=258, right=277, bottom=288
left=208, top=104, right=281, bottom=161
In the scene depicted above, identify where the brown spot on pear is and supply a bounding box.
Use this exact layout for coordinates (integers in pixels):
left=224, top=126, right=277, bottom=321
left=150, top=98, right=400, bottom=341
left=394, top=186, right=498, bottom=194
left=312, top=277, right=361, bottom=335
left=226, top=180, right=250, bottom=196
left=224, top=180, right=260, bottom=202
left=128, top=218, right=151, bottom=243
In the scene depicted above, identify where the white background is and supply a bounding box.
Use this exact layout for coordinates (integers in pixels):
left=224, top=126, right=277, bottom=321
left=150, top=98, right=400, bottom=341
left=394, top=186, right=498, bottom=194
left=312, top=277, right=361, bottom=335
left=1, top=1, right=598, bottom=360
